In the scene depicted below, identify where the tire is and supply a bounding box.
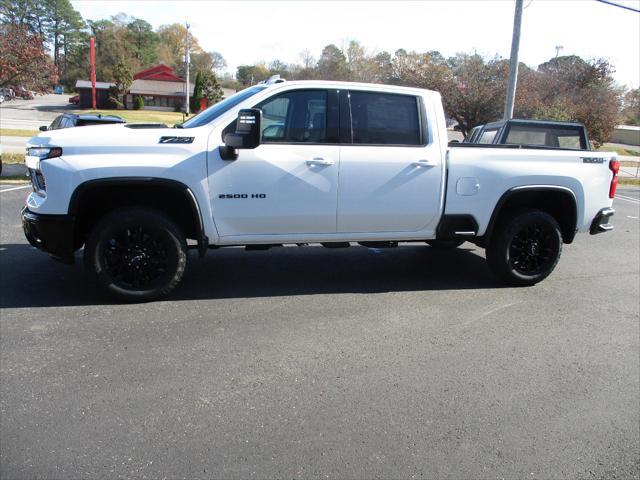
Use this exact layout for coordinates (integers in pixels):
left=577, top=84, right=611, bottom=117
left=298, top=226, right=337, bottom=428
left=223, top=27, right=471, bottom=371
left=84, top=207, right=187, bottom=302
left=426, top=239, right=465, bottom=249
left=486, top=209, right=562, bottom=286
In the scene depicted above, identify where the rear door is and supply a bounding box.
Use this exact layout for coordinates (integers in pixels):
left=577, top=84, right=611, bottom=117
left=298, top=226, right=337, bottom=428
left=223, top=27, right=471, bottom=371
left=336, top=90, right=443, bottom=233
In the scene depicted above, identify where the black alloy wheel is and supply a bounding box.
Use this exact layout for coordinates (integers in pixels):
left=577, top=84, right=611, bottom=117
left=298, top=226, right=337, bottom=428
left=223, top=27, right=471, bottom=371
left=486, top=209, right=562, bottom=286
left=85, top=207, right=187, bottom=301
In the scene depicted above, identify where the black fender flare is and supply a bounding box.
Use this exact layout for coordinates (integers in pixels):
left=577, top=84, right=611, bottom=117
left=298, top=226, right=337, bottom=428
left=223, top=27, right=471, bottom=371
left=68, top=177, right=208, bottom=257
left=483, top=185, right=578, bottom=244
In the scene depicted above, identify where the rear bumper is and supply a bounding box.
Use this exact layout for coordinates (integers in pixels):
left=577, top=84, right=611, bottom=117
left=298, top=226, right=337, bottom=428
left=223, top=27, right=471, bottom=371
left=22, top=207, right=76, bottom=263
left=589, top=207, right=615, bottom=235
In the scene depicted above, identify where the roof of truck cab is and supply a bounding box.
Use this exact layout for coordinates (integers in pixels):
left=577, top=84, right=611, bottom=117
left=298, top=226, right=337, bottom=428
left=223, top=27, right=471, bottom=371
left=264, top=80, right=440, bottom=97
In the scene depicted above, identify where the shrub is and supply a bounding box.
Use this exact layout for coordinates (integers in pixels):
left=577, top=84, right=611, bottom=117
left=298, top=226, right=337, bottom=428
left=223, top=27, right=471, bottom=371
left=134, top=95, right=144, bottom=110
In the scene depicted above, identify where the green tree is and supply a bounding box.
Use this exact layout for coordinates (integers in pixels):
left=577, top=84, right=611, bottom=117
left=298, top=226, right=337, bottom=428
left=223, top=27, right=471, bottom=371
left=126, top=18, right=158, bottom=66
left=316, top=44, right=348, bottom=80
left=134, top=95, right=144, bottom=110
left=108, top=55, right=132, bottom=108
left=190, top=70, right=203, bottom=112
left=236, top=64, right=269, bottom=85
left=0, top=0, right=49, bottom=36
left=200, top=70, right=223, bottom=104
left=622, top=88, right=640, bottom=126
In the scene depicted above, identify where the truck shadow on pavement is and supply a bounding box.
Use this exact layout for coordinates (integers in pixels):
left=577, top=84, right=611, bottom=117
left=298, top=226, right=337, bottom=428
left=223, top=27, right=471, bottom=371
left=0, top=243, right=505, bottom=309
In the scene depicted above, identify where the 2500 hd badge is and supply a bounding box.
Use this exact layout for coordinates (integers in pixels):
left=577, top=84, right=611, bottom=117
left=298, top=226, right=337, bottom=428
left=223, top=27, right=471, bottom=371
left=218, top=193, right=267, bottom=199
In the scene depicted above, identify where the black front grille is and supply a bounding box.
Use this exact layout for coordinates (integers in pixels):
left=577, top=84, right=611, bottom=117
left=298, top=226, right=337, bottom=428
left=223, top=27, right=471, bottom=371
left=28, top=168, right=46, bottom=192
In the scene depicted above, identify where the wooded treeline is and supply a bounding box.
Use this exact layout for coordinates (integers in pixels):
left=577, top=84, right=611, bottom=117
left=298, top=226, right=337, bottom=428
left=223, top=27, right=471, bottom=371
left=235, top=41, right=637, bottom=145
left=1, top=0, right=637, bottom=143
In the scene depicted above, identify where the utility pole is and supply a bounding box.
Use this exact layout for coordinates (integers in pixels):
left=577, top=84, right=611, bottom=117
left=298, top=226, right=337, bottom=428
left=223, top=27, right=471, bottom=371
left=185, top=22, right=190, bottom=116
left=503, top=0, right=523, bottom=120
left=555, top=45, right=564, bottom=58
left=90, top=37, right=96, bottom=109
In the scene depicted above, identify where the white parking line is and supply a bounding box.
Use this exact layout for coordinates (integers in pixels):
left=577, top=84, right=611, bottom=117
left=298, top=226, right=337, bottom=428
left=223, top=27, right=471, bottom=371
left=615, top=194, right=640, bottom=204
left=0, top=184, right=31, bottom=193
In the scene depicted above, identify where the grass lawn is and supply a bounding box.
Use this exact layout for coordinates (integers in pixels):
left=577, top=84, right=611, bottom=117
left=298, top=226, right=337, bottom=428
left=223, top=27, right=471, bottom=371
left=0, top=153, right=25, bottom=164
left=0, top=176, right=29, bottom=183
left=619, top=178, right=640, bottom=186
left=1, top=128, right=38, bottom=137
left=599, top=144, right=640, bottom=157
left=78, top=109, right=188, bottom=125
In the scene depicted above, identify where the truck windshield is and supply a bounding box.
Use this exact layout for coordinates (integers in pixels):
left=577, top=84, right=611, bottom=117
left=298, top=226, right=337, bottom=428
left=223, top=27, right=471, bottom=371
left=180, top=86, right=267, bottom=128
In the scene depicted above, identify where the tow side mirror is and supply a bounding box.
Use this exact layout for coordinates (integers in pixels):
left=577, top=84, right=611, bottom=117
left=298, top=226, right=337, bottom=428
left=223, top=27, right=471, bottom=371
left=220, top=108, right=262, bottom=160
left=39, top=125, right=48, bottom=131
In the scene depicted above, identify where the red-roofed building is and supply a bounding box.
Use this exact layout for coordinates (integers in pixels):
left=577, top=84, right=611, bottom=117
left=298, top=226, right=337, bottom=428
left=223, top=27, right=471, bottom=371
left=76, top=64, right=193, bottom=111
left=125, top=64, right=194, bottom=111
left=133, top=65, right=185, bottom=82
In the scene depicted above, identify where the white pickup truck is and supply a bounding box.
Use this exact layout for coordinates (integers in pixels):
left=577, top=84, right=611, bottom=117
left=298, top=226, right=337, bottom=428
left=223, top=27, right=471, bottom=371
left=22, top=78, right=618, bottom=301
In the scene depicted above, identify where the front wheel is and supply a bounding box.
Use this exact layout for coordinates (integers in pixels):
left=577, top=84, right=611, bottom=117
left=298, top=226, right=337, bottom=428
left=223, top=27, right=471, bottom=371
left=486, top=209, right=562, bottom=286
left=84, top=207, right=187, bottom=302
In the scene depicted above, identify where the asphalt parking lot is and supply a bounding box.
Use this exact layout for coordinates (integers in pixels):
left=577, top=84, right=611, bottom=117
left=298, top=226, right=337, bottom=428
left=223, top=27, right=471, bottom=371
left=1, top=185, right=638, bottom=479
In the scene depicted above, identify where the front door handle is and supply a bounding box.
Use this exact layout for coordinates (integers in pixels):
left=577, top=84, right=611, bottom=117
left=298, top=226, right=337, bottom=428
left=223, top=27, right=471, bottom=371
left=412, top=159, right=436, bottom=167
left=306, top=158, right=335, bottom=167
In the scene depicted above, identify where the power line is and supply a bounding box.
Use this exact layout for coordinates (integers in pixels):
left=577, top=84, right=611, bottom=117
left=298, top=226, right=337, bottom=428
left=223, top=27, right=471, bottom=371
left=595, top=0, right=640, bottom=13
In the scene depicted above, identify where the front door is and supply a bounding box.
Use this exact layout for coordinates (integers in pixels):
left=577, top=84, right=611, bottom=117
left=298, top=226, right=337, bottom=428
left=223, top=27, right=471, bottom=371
left=337, top=90, right=443, bottom=234
left=208, top=89, right=340, bottom=237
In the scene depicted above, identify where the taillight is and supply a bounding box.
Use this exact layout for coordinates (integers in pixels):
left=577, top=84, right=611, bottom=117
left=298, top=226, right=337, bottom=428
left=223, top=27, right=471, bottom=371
left=609, top=159, right=619, bottom=199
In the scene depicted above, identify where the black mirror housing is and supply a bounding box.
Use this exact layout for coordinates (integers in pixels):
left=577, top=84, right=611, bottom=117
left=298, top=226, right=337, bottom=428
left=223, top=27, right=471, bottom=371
left=223, top=108, right=261, bottom=150
left=39, top=125, right=48, bottom=131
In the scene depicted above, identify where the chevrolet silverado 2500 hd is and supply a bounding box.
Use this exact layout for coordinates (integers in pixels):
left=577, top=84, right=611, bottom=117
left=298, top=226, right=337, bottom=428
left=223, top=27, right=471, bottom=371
left=22, top=78, right=618, bottom=301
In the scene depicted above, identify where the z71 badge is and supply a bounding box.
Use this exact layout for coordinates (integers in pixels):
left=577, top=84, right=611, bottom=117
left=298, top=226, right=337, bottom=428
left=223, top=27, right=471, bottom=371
left=218, top=193, right=266, bottom=199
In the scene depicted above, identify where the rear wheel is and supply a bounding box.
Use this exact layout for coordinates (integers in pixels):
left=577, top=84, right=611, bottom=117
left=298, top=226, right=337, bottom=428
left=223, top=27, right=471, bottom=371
left=486, top=209, right=562, bottom=286
left=84, top=207, right=187, bottom=302
left=426, top=239, right=465, bottom=249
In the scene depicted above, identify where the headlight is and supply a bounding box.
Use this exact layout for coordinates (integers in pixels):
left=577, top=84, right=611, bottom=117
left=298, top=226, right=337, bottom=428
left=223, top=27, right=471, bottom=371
left=27, top=147, right=62, bottom=159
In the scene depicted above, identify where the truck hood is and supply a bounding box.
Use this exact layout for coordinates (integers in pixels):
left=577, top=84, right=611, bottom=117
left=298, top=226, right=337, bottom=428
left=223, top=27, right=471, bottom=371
left=26, top=123, right=201, bottom=150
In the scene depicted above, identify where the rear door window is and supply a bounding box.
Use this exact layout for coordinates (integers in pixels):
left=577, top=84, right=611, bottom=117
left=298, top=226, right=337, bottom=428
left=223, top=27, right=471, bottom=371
left=349, top=91, right=422, bottom=145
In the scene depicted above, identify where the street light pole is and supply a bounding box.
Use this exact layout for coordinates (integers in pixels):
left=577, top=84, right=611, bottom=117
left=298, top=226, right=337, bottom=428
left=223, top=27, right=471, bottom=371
left=555, top=45, right=564, bottom=58
left=503, top=0, right=524, bottom=120
left=185, top=22, right=190, bottom=116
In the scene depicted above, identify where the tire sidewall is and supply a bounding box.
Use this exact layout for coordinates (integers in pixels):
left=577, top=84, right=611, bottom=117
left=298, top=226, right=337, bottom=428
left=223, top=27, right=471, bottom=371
left=85, top=208, right=187, bottom=301
left=488, top=209, right=562, bottom=286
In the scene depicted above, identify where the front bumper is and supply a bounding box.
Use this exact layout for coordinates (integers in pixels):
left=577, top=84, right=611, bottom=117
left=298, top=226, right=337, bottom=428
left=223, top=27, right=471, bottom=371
left=22, top=207, right=76, bottom=263
left=590, top=207, right=615, bottom=235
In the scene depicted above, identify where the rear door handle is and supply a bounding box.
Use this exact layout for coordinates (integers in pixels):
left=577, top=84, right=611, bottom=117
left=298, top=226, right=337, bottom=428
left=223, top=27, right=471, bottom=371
left=306, top=158, right=335, bottom=167
left=412, top=159, right=436, bottom=167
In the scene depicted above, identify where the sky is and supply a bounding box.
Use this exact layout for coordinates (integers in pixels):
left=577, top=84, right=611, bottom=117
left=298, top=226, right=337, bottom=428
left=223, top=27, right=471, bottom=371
left=71, top=0, right=640, bottom=88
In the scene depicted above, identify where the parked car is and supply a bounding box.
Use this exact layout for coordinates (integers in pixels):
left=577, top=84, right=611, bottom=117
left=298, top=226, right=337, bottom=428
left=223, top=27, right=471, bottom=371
left=462, top=119, right=591, bottom=150
left=40, top=113, right=125, bottom=131
left=68, top=95, right=79, bottom=105
left=0, top=88, right=14, bottom=100
left=23, top=78, right=618, bottom=301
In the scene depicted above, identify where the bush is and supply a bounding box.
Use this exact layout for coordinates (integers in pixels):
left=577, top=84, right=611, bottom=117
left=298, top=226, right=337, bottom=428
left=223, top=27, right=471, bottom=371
left=134, top=95, right=144, bottom=110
